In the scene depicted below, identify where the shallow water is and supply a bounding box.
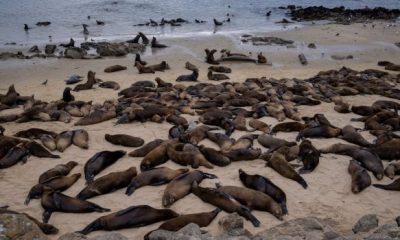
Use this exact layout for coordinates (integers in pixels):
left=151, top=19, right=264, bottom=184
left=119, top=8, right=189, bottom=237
left=0, top=0, right=399, bottom=46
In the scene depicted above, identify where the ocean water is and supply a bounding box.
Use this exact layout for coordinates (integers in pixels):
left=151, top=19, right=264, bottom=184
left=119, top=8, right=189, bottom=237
left=0, top=0, right=399, bottom=46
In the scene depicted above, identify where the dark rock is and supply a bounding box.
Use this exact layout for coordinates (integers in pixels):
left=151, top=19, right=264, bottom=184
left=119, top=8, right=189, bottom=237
left=299, top=53, right=308, bottom=65
left=249, top=36, right=294, bottom=46
left=28, top=45, right=40, bottom=53
left=0, top=213, right=49, bottom=240
left=352, top=214, right=379, bottom=233
left=36, top=21, right=51, bottom=26
left=64, top=47, right=87, bottom=59
left=96, top=42, right=145, bottom=57
left=45, top=44, right=57, bottom=54
left=218, top=213, right=252, bottom=237
left=91, top=232, right=128, bottom=240
left=308, top=43, right=317, bottom=49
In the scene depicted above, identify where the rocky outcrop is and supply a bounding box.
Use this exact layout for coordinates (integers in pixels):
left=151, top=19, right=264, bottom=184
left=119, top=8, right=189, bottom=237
left=64, top=47, right=87, bottom=59
left=96, top=42, right=145, bottom=57
left=0, top=213, right=49, bottom=240
left=45, top=44, right=57, bottom=54
left=353, top=214, right=379, bottom=233
left=58, top=232, right=128, bottom=240
left=241, top=36, right=294, bottom=46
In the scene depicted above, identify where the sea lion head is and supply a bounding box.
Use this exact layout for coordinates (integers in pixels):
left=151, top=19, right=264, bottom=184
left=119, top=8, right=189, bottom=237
left=384, top=165, right=396, bottom=179
left=66, top=161, right=79, bottom=169
left=25, top=184, right=44, bottom=205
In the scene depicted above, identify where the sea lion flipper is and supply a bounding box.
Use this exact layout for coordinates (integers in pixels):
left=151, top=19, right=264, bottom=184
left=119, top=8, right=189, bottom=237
left=239, top=205, right=260, bottom=227
left=42, top=210, right=53, bottom=224
left=202, top=172, right=217, bottom=179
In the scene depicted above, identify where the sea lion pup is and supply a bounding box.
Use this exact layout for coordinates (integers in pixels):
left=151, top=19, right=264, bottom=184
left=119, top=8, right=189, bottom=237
left=207, top=70, right=229, bottom=81
left=25, top=173, right=81, bottom=205
left=56, top=130, right=74, bottom=152
left=0, top=143, right=30, bottom=169
left=73, top=71, right=96, bottom=92
left=205, top=49, right=220, bottom=65
left=167, top=143, right=214, bottom=169
left=41, top=188, right=110, bottom=223
left=206, top=131, right=234, bottom=151
left=185, top=61, right=199, bottom=72
left=385, top=161, right=400, bottom=179
left=370, top=138, right=400, bottom=161
left=74, top=108, right=116, bottom=126
left=104, top=65, right=127, bottom=73
left=215, top=184, right=283, bottom=220
left=126, top=167, right=188, bottom=196
left=373, top=178, right=400, bottom=191
left=340, top=125, right=371, bottom=147
left=72, top=129, right=89, bottom=149
left=348, top=160, right=371, bottom=193
left=249, top=119, right=271, bottom=133
left=296, top=126, right=341, bottom=141
left=105, top=134, right=144, bottom=147
left=40, top=134, right=57, bottom=151
left=37, top=161, right=76, bottom=182
left=162, top=170, right=217, bottom=207
left=99, top=81, right=120, bottom=90
left=176, top=70, right=199, bottom=82
left=77, top=167, right=137, bottom=200
left=180, top=125, right=218, bottom=144
left=136, top=62, right=155, bottom=74
left=84, top=150, right=126, bottom=183
left=151, top=37, right=168, bottom=48
left=271, top=122, right=308, bottom=135
left=191, top=181, right=261, bottom=227
left=78, top=205, right=178, bottom=235
left=144, top=208, right=221, bottom=239
left=148, top=61, right=170, bottom=72
left=23, top=141, right=60, bottom=158
left=199, top=145, right=231, bottom=166
left=140, top=140, right=171, bottom=171
left=298, top=140, right=319, bottom=173
left=15, top=128, right=57, bottom=139
left=257, top=134, right=296, bottom=153
left=129, top=139, right=164, bottom=157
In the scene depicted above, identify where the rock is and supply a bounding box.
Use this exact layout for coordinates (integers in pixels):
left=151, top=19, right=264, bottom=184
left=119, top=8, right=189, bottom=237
left=373, top=222, right=400, bottom=238
left=104, top=65, right=127, bottom=73
left=331, top=55, right=353, bottom=60
left=90, top=232, right=128, bottom=240
left=365, top=233, right=395, bottom=240
left=45, top=44, right=57, bottom=54
left=249, top=36, right=294, bottom=46
left=64, top=47, right=87, bottom=59
left=146, top=229, right=176, bottom=240
left=96, top=42, right=144, bottom=57
left=58, top=233, right=88, bottom=240
left=0, top=213, right=49, bottom=240
left=218, top=213, right=251, bottom=237
left=396, top=216, right=400, bottom=227
left=0, top=52, right=25, bottom=60
left=177, top=223, right=203, bottom=237
left=147, top=223, right=207, bottom=240
left=352, top=214, right=379, bottom=233
left=308, top=43, right=317, bottom=49
left=28, top=45, right=40, bottom=53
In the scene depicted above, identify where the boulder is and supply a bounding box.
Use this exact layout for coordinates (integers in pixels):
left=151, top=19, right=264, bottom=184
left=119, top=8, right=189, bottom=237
left=0, top=213, right=48, bottom=240
left=45, top=44, right=57, bottom=54
left=91, top=232, right=128, bottom=240
left=96, top=42, right=144, bottom=57
left=58, top=232, right=88, bottom=240
left=218, top=213, right=251, bottom=237
left=28, top=45, right=40, bottom=53
left=64, top=47, right=87, bottom=59
left=352, top=214, right=379, bottom=233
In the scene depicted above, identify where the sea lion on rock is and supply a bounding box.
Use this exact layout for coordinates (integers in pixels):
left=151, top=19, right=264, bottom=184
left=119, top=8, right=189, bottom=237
left=84, top=150, right=126, bottom=183
left=14, top=128, right=57, bottom=139
left=298, top=140, right=320, bottom=173
left=140, top=141, right=171, bottom=171
left=340, top=125, right=371, bottom=147
left=162, top=170, right=217, bottom=207
left=126, top=167, right=188, bottom=195
left=167, top=143, right=214, bottom=169
left=56, top=131, right=74, bottom=152
left=77, top=167, right=137, bottom=200
left=249, top=119, right=270, bottom=133
left=191, top=181, right=260, bottom=227
left=176, top=70, right=198, bottom=82
left=129, top=139, right=164, bottom=157
left=348, top=160, right=371, bottom=193
left=384, top=161, right=400, bottom=179
left=0, top=143, right=30, bottom=169
left=39, top=161, right=78, bottom=184
left=257, top=134, right=296, bottom=153
left=105, top=134, right=144, bottom=147
left=41, top=189, right=110, bottom=223
left=78, top=205, right=178, bottom=235
left=72, top=129, right=89, bottom=149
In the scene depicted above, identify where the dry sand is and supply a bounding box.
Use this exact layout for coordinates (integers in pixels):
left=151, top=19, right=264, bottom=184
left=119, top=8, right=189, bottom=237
left=0, top=22, right=400, bottom=239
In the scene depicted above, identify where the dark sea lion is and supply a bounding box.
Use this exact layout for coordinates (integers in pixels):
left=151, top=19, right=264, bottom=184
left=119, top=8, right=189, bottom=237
left=208, top=66, right=231, bottom=73
left=40, top=134, right=57, bottom=151
left=351, top=105, right=377, bottom=116
left=105, top=134, right=144, bottom=147
left=223, top=148, right=261, bottom=161
left=25, top=173, right=81, bottom=205
left=373, top=178, right=400, bottom=191
left=140, top=141, right=171, bottom=171
left=129, top=139, right=164, bottom=157
left=216, top=184, right=283, bottom=220
left=176, top=70, right=199, bottom=82
left=348, top=160, right=371, bottom=193
left=205, top=49, right=219, bottom=65
left=265, top=150, right=308, bottom=188
left=56, top=131, right=74, bottom=152
left=14, top=128, right=57, bottom=139
left=384, top=161, right=400, bottom=179
left=73, top=71, right=96, bottom=92
left=166, top=114, right=188, bottom=127
left=233, top=114, right=249, bottom=131
left=78, top=205, right=178, bottom=235
left=0, top=143, right=29, bottom=169
left=199, top=145, right=231, bottom=166
left=104, top=65, right=127, bottom=73
left=298, top=140, right=320, bottom=173
left=148, top=61, right=170, bottom=71
left=238, top=169, right=288, bottom=214
left=257, top=134, right=296, bottom=153
left=23, top=141, right=60, bottom=158
left=72, top=129, right=89, bottom=149
left=136, top=62, right=155, bottom=74
left=39, top=161, right=78, bottom=184
left=1, top=84, right=18, bottom=106
left=162, top=170, right=217, bottom=207
left=249, top=119, right=270, bottom=133
left=191, top=181, right=260, bottom=227
left=340, top=125, right=371, bottom=147
left=126, top=167, right=188, bottom=195
left=77, top=167, right=137, bottom=200
left=74, top=109, right=116, bottom=126
left=167, top=143, right=214, bottom=169
left=206, top=131, right=234, bottom=151
left=84, top=150, right=126, bottom=183
left=297, top=126, right=341, bottom=141
left=169, top=125, right=185, bottom=139
left=151, top=37, right=168, bottom=48
left=99, top=81, right=120, bottom=90
left=271, top=122, right=308, bottom=135
left=207, top=71, right=229, bottom=81
left=41, top=189, right=111, bottom=223
left=371, top=139, right=400, bottom=161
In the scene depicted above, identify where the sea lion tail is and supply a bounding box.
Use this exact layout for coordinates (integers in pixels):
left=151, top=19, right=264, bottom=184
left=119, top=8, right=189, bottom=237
left=24, top=194, right=32, bottom=205
left=239, top=206, right=260, bottom=227
left=373, top=183, right=396, bottom=191
left=92, top=204, right=110, bottom=213
left=125, top=182, right=137, bottom=196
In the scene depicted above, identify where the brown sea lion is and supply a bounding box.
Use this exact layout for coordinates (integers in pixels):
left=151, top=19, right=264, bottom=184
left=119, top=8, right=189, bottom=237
left=191, top=181, right=260, bottom=227
left=373, top=178, right=400, bottom=191
left=148, top=61, right=170, bottom=72
left=72, top=129, right=89, bottom=149
left=78, top=205, right=178, bottom=235
left=39, top=161, right=78, bottom=184
left=0, top=143, right=30, bottom=169
left=105, top=134, right=144, bottom=147
left=41, top=189, right=111, bottom=223
left=205, top=49, right=219, bottom=65
left=185, top=61, right=199, bottom=72
left=223, top=148, right=261, bottom=161
left=206, top=131, right=234, bottom=151
left=166, top=114, right=188, bottom=127
left=73, top=71, right=96, bottom=92
left=180, top=125, right=218, bottom=144
left=265, top=150, right=308, bottom=188
left=257, top=134, right=296, bottom=153
left=233, top=114, right=250, bottom=131
left=271, top=122, right=308, bottom=135
left=126, top=167, right=188, bottom=195
left=298, top=140, right=320, bottom=173
left=1, top=84, right=18, bottom=106
left=340, top=125, right=371, bottom=147
left=155, top=77, right=172, bottom=88
left=129, top=139, right=164, bottom=157
left=216, top=184, right=283, bottom=220
left=84, top=150, right=126, bottom=183
left=229, top=134, right=257, bottom=150
left=40, top=134, right=57, bottom=151
left=136, top=62, right=155, bottom=74
left=208, top=66, right=231, bottom=73
left=167, top=143, right=213, bottom=169
left=176, top=70, right=199, bottom=82
left=104, top=65, right=127, bottom=73
left=249, top=119, right=270, bottom=133
left=77, top=167, right=137, bottom=200
left=23, top=141, right=60, bottom=158
left=296, top=126, right=341, bottom=141
left=140, top=141, right=171, bottom=171
left=162, top=170, right=217, bottom=207
left=384, top=161, right=400, bottom=179
left=14, top=128, right=57, bottom=139
left=99, top=81, right=120, bottom=90
left=199, top=145, right=231, bottom=166
left=371, top=139, right=400, bottom=161
left=239, top=169, right=288, bottom=214
left=56, top=131, right=74, bottom=152
left=319, top=143, right=360, bottom=155
left=351, top=105, right=378, bottom=116
left=25, top=173, right=81, bottom=205
left=74, top=109, right=116, bottom=126
left=207, top=71, right=229, bottom=81
left=348, top=160, right=371, bottom=193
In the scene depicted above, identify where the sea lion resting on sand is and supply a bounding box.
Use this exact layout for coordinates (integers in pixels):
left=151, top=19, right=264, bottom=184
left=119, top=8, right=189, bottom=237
left=84, top=150, right=126, bottom=183
left=140, top=141, right=171, bottom=171
left=105, top=134, right=144, bottom=147
left=373, top=178, right=400, bottom=191
left=298, top=140, right=320, bottom=173
left=348, top=160, right=371, bottom=193
left=73, top=71, right=96, bottom=92
left=167, top=143, right=214, bottom=169
left=176, top=70, right=199, bottom=82
left=129, top=139, right=164, bottom=157
left=39, top=161, right=78, bottom=183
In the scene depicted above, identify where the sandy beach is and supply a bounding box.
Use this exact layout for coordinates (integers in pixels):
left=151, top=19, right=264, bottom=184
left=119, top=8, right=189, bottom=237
left=0, top=21, right=400, bottom=239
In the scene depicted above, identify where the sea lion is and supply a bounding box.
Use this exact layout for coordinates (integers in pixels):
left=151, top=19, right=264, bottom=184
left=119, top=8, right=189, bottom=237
left=56, top=131, right=74, bottom=152
left=126, top=167, right=188, bottom=196
left=257, top=52, right=267, bottom=64
left=167, top=143, right=214, bottom=169
left=77, top=167, right=137, bottom=200
left=169, top=125, right=185, bottom=139
left=176, top=70, right=199, bottom=82
left=208, top=66, right=231, bottom=73
left=348, top=160, right=371, bottom=193
left=191, top=181, right=260, bottom=227
left=199, top=145, right=231, bottom=166
left=78, top=205, right=178, bottom=235
left=384, top=161, right=400, bottom=179
left=206, top=131, right=234, bottom=151
left=140, top=141, right=171, bottom=171
left=0, top=143, right=29, bottom=169
left=257, top=134, right=296, bottom=153
left=151, top=37, right=168, bottom=48
left=129, top=139, right=164, bottom=157
left=185, top=61, right=198, bottom=72
left=249, top=119, right=270, bottom=133
left=99, top=81, right=120, bottom=90
left=40, top=134, right=57, bottom=151
left=205, top=49, right=219, bottom=65
left=1, top=84, right=18, bottom=106
left=14, top=128, right=57, bottom=139
left=155, top=77, right=172, bottom=88
left=233, top=114, right=249, bottom=131
left=23, top=141, right=60, bottom=158
left=162, top=170, right=217, bottom=207
left=351, top=105, right=377, bottom=116
left=25, top=173, right=81, bottom=205
left=297, top=126, right=341, bottom=141
left=72, top=129, right=89, bottom=149
left=265, top=150, right=308, bottom=188
left=39, top=161, right=78, bottom=184
left=370, top=139, right=400, bottom=161
left=298, top=140, right=320, bottom=173
left=148, top=61, right=170, bottom=71
left=340, top=125, right=371, bottom=147
left=166, top=114, right=188, bottom=127
left=373, top=178, right=400, bottom=191
left=207, top=71, right=229, bottom=81
left=104, top=65, right=127, bottom=73
left=74, top=109, right=116, bottom=126
left=84, top=150, right=126, bottom=183
left=180, top=125, right=217, bottom=144
left=41, top=189, right=110, bottom=223
left=136, top=62, right=155, bottom=74
left=319, top=143, right=360, bottom=155
left=271, top=122, right=308, bottom=135
left=73, top=71, right=96, bottom=92
left=223, top=148, right=261, bottom=161
left=105, top=134, right=144, bottom=147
